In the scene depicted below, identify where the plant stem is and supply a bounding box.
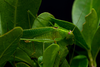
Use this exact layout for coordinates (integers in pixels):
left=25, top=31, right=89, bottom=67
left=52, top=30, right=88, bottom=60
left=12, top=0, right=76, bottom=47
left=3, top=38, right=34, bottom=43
left=43, top=42, right=45, bottom=52
left=87, top=50, right=96, bottom=67
left=69, top=44, right=75, bottom=65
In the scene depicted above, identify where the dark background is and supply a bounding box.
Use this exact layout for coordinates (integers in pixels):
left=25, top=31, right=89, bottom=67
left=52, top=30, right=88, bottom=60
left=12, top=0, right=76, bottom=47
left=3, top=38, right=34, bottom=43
left=38, top=0, right=74, bottom=22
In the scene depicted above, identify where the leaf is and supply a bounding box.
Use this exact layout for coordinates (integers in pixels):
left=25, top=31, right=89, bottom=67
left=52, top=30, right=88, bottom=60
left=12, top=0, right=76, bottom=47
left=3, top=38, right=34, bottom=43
left=31, top=42, right=43, bottom=58
left=19, top=41, right=35, bottom=57
left=82, top=8, right=99, bottom=48
left=54, top=46, right=69, bottom=67
left=38, top=56, right=43, bottom=67
left=70, top=55, right=88, bottom=67
left=43, top=44, right=59, bottom=67
left=11, top=48, right=34, bottom=67
left=20, top=41, right=44, bottom=58
left=60, top=59, right=69, bottom=67
left=51, top=18, right=89, bottom=50
left=16, top=62, right=30, bottom=67
left=19, top=40, right=51, bottom=59
left=54, top=39, right=69, bottom=67
left=0, top=0, right=42, bottom=34
left=91, top=26, right=100, bottom=60
left=92, top=0, right=100, bottom=23
left=72, top=0, right=92, bottom=31
left=32, top=12, right=54, bottom=28
left=0, top=62, right=6, bottom=67
left=59, top=47, right=69, bottom=65
left=72, top=0, right=100, bottom=31
left=0, top=27, right=23, bottom=65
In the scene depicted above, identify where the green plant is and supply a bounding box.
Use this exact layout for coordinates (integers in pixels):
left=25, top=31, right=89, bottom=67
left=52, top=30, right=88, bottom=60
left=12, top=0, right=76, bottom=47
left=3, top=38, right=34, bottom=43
left=0, top=0, right=100, bottom=67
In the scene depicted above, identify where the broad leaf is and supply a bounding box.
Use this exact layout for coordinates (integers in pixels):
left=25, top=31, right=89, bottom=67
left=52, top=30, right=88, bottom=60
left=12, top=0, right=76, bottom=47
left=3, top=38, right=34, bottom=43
left=91, top=26, right=100, bottom=60
left=0, top=27, right=23, bottom=65
left=92, top=0, right=100, bottom=22
left=16, top=62, right=30, bottom=67
left=38, top=56, right=43, bottom=67
left=60, top=59, right=69, bottom=67
left=32, top=12, right=54, bottom=28
left=19, top=41, right=52, bottom=58
left=11, top=48, right=34, bottom=67
left=43, top=44, right=59, bottom=67
left=0, top=62, right=6, bottom=67
left=31, top=42, right=43, bottom=58
left=72, top=0, right=100, bottom=31
left=51, top=18, right=89, bottom=50
left=70, top=55, right=88, bottom=67
left=0, top=0, right=41, bottom=34
left=19, top=41, right=35, bottom=57
left=72, top=0, right=91, bottom=31
left=19, top=41, right=43, bottom=58
left=82, top=8, right=98, bottom=48
left=59, top=47, right=69, bottom=65
left=54, top=39, right=69, bottom=67
left=54, top=46, right=69, bottom=67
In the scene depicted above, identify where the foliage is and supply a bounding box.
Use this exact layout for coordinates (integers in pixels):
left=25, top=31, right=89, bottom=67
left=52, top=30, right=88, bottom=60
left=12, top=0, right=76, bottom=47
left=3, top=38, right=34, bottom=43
left=0, top=0, right=100, bottom=67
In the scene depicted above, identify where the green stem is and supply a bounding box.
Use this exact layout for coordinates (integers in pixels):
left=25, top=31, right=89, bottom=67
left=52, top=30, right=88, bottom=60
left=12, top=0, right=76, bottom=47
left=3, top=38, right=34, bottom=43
left=87, top=50, right=96, bottom=67
left=14, top=0, right=18, bottom=27
left=43, top=42, right=45, bottom=52
left=69, top=44, right=75, bottom=65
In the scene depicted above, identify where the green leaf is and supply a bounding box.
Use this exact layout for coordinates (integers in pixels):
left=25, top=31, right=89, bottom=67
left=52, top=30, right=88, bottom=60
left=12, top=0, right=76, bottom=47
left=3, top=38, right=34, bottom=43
left=0, top=0, right=41, bottom=34
left=72, top=0, right=100, bottom=31
left=19, top=41, right=43, bottom=58
left=92, top=0, right=100, bottom=23
left=59, top=47, right=69, bottom=65
left=19, top=41, right=52, bottom=58
left=54, top=46, right=69, bottom=67
left=0, top=27, right=23, bottom=65
left=60, top=59, right=69, bottom=67
left=91, top=26, right=100, bottom=60
left=82, top=8, right=99, bottom=48
left=16, top=62, right=30, bottom=67
left=72, top=0, right=92, bottom=31
left=19, top=41, right=35, bottom=57
left=54, top=40, right=69, bottom=67
left=38, top=56, right=43, bottom=67
left=43, top=44, right=59, bottom=67
left=0, top=62, right=6, bottom=67
left=31, top=42, right=43, bottom=58
left=70, top=55, right=88, bottom=67
left=12, top=48, right=34, bottom=67
left=19, top=41, right=52, bottom=59
left=32, top=12, right=54, bottom=28
left=51, top=18, right=89, bottom=50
